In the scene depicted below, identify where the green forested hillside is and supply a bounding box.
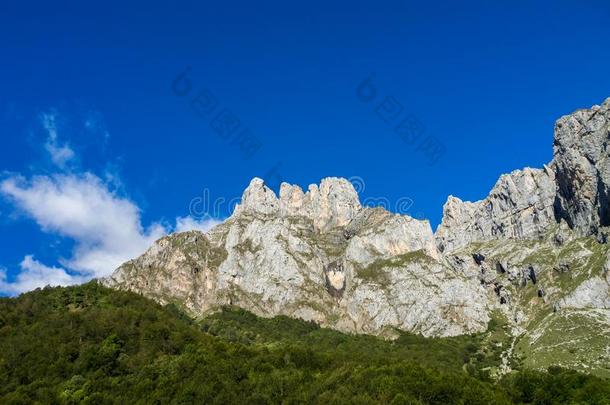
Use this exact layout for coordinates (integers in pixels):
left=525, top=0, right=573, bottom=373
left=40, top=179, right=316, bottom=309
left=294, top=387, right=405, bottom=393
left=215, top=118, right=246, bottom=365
left=0, top=282, right=609, bottom=404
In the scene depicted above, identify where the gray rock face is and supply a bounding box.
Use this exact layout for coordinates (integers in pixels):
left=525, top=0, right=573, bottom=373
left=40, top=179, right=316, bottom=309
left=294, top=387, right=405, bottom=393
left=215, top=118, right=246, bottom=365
left=436, top=97, right=610, bottom=253
left=105, top=178, right=486, bottom=337
left=344, top=207, right=440, bottom=266
left=234, top=177, right=280, bottom=215
left=104, top=97, right=610, bottom=343
left=557, top=275, right=610, bottom=310
left=436, top=167, right=556, bottom=253
left=104, top=231, right=227, bottom=315
left=553, top=98, right=610, bottom=234
left=277, top=177, right=362, bottom=231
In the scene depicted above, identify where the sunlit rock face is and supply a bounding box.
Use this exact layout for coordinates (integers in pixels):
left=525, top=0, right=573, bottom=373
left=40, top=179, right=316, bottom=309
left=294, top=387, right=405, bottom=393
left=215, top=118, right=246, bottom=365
left=436, top=97, right=610, bottom=253
left=435, top=167, right=556, bottom=253
left=105, top=176, right=486, bottom=337
left=105, top=98, right=610, bottom=349
left=552, top=98, right=610, bottom=235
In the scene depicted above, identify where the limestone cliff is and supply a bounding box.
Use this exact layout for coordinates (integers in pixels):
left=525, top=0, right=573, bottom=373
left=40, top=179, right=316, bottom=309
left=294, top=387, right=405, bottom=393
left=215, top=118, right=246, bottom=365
left=436, top=98, right=610, bottom=252
left=105, top=177, right=485, bottom=337
left=103, top=97, right=610, bottom=375
left=435, top=167, right=556, bottom=253
left=553, top=98, right=610, bottom=234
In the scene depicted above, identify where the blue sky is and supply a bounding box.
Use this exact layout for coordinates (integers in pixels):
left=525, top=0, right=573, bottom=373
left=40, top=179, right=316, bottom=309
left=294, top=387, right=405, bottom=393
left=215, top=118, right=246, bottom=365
left=1, top=0, right=609, bottom=294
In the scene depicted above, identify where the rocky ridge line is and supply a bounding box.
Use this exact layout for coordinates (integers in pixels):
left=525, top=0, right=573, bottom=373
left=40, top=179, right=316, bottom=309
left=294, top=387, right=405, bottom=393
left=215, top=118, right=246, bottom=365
left=435, top=97, right=610, bottom=252
left=103, top=97, right=610, bottom=365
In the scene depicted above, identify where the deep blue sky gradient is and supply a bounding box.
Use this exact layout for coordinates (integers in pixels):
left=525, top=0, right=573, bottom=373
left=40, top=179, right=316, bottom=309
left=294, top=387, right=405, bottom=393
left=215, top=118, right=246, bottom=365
left=1, top=0, right=610, bottom=280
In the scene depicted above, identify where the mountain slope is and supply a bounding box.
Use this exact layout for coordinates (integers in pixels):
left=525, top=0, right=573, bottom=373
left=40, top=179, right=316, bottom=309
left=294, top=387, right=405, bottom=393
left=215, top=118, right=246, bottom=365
left=104, top=97, right=610, bottom=376
left=2, top=283, right=610, bottom=404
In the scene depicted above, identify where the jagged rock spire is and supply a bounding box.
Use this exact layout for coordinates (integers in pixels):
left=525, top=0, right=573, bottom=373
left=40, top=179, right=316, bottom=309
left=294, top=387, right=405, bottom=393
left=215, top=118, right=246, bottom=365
left=236, top=177, right=362, bottom=231
left=234, top=177, right=279, bottom=215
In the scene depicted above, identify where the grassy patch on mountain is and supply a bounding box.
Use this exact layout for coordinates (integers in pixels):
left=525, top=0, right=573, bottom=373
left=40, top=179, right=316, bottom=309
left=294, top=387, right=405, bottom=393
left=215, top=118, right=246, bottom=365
left=515, top=309, right=610, bottom=379
left=355, top=263, right=392, bottom=287
left=1, top=283, right=609, bottom=404
left=233, top=237, right=263, bottom=255
left=355, top=250, right=435, bottom=288
left=457, top=234, right=610, bottom=380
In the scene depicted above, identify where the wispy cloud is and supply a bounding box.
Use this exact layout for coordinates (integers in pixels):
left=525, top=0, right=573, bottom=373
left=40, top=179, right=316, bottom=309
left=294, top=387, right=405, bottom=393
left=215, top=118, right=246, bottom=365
left=41, top=112, right=75, bottom=169
left=0, top=111, right=224, bottom=295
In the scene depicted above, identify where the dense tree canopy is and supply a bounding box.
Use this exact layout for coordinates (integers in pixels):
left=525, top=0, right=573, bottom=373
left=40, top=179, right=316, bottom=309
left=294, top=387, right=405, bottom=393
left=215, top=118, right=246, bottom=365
left=0, top=282, right=608, bottom=404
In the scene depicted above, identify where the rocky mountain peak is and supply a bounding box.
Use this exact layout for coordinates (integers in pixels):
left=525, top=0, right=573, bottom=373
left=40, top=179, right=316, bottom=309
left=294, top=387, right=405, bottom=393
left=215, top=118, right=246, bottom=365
left=553, top=97, right=610, bottom=234
left=233, top=177, right=280, bottom=215
left=239, top=176, right=361, bottom=231
left=435, top=98, right=610, bottom=253
left=304, top=177, right=361, bottom=231
left=105, top=97, right=610, bottom=370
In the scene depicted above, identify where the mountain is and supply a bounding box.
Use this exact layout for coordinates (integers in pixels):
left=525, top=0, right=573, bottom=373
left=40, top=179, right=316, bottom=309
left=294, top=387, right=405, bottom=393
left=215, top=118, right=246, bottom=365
left=2, top=283, right=610, bottom=403
left=104, top=98, right=610, bottom=377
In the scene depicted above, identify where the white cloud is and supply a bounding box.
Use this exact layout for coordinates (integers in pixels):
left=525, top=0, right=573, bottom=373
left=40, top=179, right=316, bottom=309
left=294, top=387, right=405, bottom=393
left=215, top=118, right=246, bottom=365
left=0, top=173, right=167, bottom=278
left=174, top=216, right=222, bottom=233
left=42, top=112, right=75, bottom=169
left=0, top=172, right=225, bottom=295
left=0, top=256, right=84, bottom=295
left=0, top=111, right=226, bottom=295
